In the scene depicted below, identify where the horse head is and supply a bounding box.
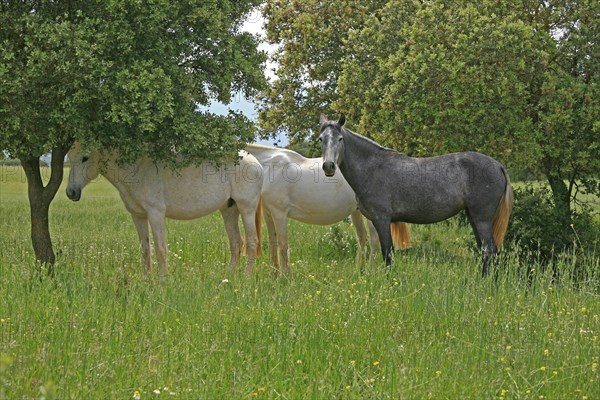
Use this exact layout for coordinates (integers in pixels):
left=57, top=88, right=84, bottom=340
left=319, top=113, right=346, bottom=177
left=66, top=143, right=101, bottom=201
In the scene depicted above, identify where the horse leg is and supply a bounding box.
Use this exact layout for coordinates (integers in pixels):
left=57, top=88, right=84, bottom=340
left=465, top=211, right=482, bottom=248
left=469, top=217, right=497, bottom=277
left=147, top=210, right=168, bottom=278
left=350, top=210, right=368, bottom=268
left=372, top=218, right=394, bottom=267
left=270, top=209, right=290, bottom=275
left=131, top=214, right=151, bottom=279
left=366, top=220, right=379, bottom=266
left=238, top=205, right=259, bottom=275
left=263, top=208, right=280, bottom=274
left=220, top=205, right=242, bottom=273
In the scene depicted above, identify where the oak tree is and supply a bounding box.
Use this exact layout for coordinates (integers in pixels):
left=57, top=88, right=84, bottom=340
left=0, top=0, right=266, bottom=267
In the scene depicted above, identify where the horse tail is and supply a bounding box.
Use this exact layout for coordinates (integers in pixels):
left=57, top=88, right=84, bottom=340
left=492, top=167, right=514, bottom=248
left=391, top=222, right=411, bottom=250
left=255, top=195, right=262, bottom=257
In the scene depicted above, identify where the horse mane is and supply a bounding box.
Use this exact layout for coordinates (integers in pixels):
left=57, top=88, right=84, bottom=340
left=342, top=127, right=397, bottom=154
left=246, top=143, right=280, bottom=151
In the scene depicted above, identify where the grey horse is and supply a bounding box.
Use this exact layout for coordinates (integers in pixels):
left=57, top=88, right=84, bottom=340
left=319, top=114, right=513, bottom=276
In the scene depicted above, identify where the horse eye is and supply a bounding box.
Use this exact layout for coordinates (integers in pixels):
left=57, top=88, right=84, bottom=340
left=338, top=136, right=343, bottom=142
left=82, top=156, right=89, bottom=163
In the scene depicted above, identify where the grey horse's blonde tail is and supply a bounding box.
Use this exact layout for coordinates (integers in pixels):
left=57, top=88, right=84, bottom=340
left=255, top=195, right=262, bottom=258
left=391, top=222, right=411, bottom=250
left=492, top=168, right=514, bottom=248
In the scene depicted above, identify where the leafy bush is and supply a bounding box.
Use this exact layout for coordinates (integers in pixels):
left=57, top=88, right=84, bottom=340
left=317, top=221, right=358, bottom=258
left=506, top=184, right=599, bottom=280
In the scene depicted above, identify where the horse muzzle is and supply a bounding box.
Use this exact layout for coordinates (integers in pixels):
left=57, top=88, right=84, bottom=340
left=322, top=161, right=336, bottom=177
left=66, top=187, right=81, bottom=201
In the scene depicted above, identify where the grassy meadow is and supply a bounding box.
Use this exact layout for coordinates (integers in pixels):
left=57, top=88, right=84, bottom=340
left=1, top=166, right=599, bottom=399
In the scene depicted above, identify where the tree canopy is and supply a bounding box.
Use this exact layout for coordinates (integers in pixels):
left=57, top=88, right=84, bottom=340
left=1, top=0, right=266, bottom=165
left=258, top=0, right=387, bottom=143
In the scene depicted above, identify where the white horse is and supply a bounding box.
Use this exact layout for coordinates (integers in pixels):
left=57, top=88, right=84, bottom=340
left=66, top=143, right=263, bottom=278
left=245, top=144, right=410, bottom=274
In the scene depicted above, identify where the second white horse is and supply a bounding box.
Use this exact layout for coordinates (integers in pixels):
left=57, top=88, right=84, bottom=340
left=246, top=144, right=409, bottom=274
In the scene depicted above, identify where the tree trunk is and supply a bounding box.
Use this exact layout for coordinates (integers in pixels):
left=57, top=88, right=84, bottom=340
left=20, top=146, right=68, bottom=271
left=547, top=173, right=572, bottom=227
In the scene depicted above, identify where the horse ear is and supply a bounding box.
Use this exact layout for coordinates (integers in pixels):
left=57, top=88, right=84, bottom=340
left=338, top=114, right=346, bottom=127
left=319, top=113, right=329, bottom=126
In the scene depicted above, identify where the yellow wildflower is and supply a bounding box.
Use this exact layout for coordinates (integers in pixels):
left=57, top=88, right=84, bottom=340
left=544, top=349, right=550, bottom=357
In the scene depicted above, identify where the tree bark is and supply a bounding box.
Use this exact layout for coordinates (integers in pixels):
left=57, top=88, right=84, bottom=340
left=20, top=146, right=68, bottom=270
left=547, top=173, right=572, bottom=226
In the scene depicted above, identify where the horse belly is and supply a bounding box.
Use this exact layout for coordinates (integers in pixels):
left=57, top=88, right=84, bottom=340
left=287, top=181, right=357, bottom=225
left=289, top=204, right=355, bottom=225
left=162, top=169, right=230, bottom=220
left=395, top=192, right=465, bottom=224
left=164, top=191, right=227, bottom=220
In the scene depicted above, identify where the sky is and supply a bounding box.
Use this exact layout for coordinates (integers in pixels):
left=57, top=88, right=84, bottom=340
left=206, top=8, right=288, bottom=147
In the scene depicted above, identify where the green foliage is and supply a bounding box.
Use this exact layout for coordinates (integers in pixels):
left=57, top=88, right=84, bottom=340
left=506, top=184, right=600, bottom=275
left=317, top=220, right=358, bottom=258
left=0, top=0, right=266, bottom=162
left=340, top=1, right=546, bottom=167
left=258, top=0, right=387, bottom=141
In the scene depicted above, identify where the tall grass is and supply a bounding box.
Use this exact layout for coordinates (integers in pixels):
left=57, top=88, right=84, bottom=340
left=1, top=167, right=599, bottom=399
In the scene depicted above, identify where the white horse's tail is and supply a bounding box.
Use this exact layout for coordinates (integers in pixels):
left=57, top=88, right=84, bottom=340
left=391, top=222, right=411, bottom=250
left=255, top=195, right=262, bottom=258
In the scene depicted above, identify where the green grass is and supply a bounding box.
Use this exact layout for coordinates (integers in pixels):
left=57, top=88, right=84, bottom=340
left=1, top=167, right=599, bottom=399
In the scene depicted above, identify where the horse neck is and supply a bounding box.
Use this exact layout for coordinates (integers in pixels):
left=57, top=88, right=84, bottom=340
left=339, top=129, right=382, bottom=180
left=246, top=144, right=304, bottom=164
left=96, top=150, right=126, bottom=189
